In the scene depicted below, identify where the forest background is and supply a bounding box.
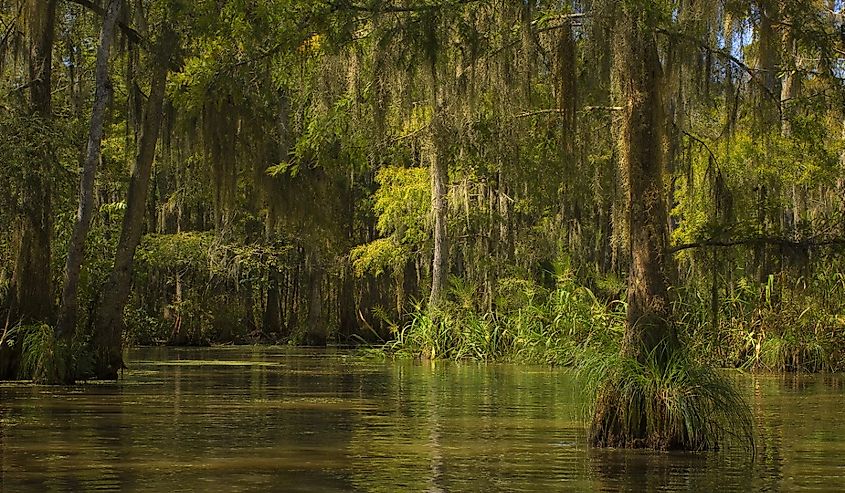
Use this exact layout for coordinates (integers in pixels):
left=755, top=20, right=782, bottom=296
left=1, top=0, right=844, bottom=389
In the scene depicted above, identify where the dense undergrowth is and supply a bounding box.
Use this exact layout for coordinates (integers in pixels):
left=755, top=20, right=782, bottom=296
left=381, top=270, right=845, bottom=373
left=7, top=265, right=844, bottom=382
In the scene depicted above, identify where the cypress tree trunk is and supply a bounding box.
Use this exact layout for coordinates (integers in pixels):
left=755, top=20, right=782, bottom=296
left=264, top=269, right=282, bottom=335
left=15, top=0, right=58, bottom=325
left=57, top=0, right=122, bottom=340
left=93, top=38, right=171, bottom=379
left=754, top=0, right=781, bottom=284
left=339, top=267, right=356, bottom=341
left=305, top=255, right=325, bottom=345
left=261, top=90, right=288, bottom=337
left=591, top=4, right=676, bottom=447
left=779, top=19, right=805, bottom=230
left=618, top=8, right=674, bottom=360
left=840, top=119, right=845, bottom=234
left=557, top=16, right=578, bottom=243
left=1, top=0, right=58, bottom=379
left=429, top=115, right=449, bottom=308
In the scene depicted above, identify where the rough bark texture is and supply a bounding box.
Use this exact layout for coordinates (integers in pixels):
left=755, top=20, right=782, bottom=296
left=779, top=17, right=805, bottom=228
left=557, top=17, right=579, bottom=243
left=1, top=0, right=58, bottom=379
left=429, top=113, right=449, bottom=308
left=57, top=0, right=122, bottom=340
left=618, top=12, right=674, bottom=360
left=264, top=269, right=283, bottom=335
left=15, top=0, right=58, bottom=324
left=591, top=5, right=677, bottom=449
left=757, top=0, right=781, bottom=116
left=93, top=43, right=170, bottom=379
left=754, top=0, right=781, bottom=283
left=841, top=119, right=845, bottom=232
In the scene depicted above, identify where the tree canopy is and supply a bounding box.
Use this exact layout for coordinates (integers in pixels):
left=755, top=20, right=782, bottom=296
left=0, top=0, right=843, bottom=395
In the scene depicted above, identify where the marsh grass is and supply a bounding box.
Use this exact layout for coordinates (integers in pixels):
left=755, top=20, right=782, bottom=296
left=385, top=278, right=625, bottom=363
left=18, top=324, right=93, bottom=384
left=577, top=344, right=755, bottom=452
left=678, top=272, right=845, bottom=372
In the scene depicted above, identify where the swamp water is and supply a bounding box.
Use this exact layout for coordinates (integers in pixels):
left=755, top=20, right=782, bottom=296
left=1, top=347, right=845, bottom=492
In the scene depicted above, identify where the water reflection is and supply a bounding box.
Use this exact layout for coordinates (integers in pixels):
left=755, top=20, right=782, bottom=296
left=1, top=348, right=844, bottom=492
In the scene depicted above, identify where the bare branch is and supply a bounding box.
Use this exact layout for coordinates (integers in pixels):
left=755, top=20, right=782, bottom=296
left=64, top=0, right=146, bottom=46
left=675, top=124, right=721, bottom=170
left=333, top=0, right=482, bottom=14
left=655, top=28, right=781, bottom=105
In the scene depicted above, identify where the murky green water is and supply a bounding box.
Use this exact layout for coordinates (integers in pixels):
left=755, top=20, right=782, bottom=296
left=1, top=347, right=844, bottom=492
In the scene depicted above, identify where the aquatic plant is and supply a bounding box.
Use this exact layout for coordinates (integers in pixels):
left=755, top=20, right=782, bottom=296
left=577, top=344, right=755, bottom=451
left=17, top=324, right=94, bottom=384
left=19, top=324, right=71, bottom=384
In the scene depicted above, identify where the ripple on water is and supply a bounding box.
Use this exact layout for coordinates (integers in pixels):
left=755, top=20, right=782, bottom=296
left=2, top=348, right=845, bottom=492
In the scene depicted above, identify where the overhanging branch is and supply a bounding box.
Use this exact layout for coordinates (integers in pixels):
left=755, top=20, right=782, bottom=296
left=332, top=0, right=482, bottom=14
left=65, top=0, right=146, bottom=46
left=655, top=28, right=781, bottom=106
left=670, top=236, right=845, bottom=253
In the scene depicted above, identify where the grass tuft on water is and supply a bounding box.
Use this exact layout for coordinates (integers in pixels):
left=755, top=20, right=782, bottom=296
left=577, top=344, right=755, bottom=452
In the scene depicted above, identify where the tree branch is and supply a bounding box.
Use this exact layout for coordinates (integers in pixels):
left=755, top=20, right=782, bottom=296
left=670, top=236, right=845, bottom=253
left=655, top=28, right=781, bottom=106
left=512, top=106, right=621, bottom=119
left=332, top=0, right=482, bottom=14
left=0, top=2, right=23, bottom=50
left=512, top=108, right=566, bottom=119
left=675, top=124, right=721, bottom=170
left=65, top=0, right=146, bottom=46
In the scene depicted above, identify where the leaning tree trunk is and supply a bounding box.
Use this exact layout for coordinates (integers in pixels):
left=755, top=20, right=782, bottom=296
left=591, top=4, right=676, bottom=448
left=1, top=0, right=58, bottom=380
left=57, top=0, right=122, bottom=341
left=93, top=42, right=170, bottom=379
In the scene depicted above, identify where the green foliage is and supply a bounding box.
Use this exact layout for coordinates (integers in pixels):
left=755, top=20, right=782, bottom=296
left=18, top=324, right=93, bottom=384
left=136, top=232, right=215, bottom=272
left=2, top=0, right=844, bottom=402
left=373, top=166, right=430, bottom=243
left=350, top=237, right=408, bottom=277
left=124, top=306, right=168, bottom=346
left=678, top=270, right=845, bottom=372
left=351, top=166, right=430, bottom=277
left=386, top=276, right=625, bottom=365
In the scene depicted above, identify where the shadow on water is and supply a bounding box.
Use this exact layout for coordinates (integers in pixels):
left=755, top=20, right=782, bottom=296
left=2, top=347, right=845, bottom=492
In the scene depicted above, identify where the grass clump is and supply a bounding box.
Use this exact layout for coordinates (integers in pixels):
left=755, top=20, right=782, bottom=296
left=17, top=324, right=93, bottom=384
left=579, top=344, right=755, bottom=451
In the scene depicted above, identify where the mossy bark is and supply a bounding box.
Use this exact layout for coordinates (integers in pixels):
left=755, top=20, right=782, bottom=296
left=590, top=4, right=679, bottom=450
left=1, top=0, right=58, bottom=380
left=429, top=113, right=449, bottom=308
left=304, top=255, right=326, bottom=346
